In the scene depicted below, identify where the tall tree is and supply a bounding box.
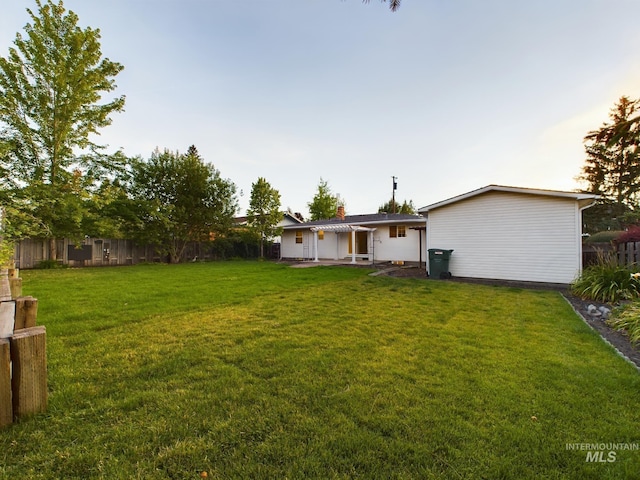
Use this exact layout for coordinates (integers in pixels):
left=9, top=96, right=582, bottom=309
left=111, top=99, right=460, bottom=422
left=579, top=96, right=640, bottom=231
left=378, top=198, right=416, bottom=214
left=0, top=0, right=125, bottom=259
left=580, top=96, right=640, bottom=206
left=247, top=177, right=283, bottom=258
left=127, top=147, right=238, bottom=263
left=308, top=178, right=341, bottom=221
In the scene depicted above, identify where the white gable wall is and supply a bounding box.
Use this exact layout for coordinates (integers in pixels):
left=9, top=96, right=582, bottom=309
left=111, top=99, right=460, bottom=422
left=427, top=191, right=582, bottom=284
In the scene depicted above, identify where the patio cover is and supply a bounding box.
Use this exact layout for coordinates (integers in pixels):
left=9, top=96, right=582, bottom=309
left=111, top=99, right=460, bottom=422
left=308, top=224, right=376, bottom=263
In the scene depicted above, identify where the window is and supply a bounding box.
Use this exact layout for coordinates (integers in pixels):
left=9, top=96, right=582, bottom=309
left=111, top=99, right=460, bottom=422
left=389, top=225, right=406, bottom=238
left=295, top=231, right=303, bottom=244
left=318, top=230, right=324, bottom=240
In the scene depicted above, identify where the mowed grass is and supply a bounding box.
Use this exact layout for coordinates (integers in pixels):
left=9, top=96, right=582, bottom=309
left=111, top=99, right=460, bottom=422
left=1, top=261, right=639, bottom=479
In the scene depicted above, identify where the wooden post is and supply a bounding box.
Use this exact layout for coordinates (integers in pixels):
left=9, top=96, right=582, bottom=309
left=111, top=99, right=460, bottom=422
left=0, top=338, right=11, bottom=427
left=14, top=297, right=38, bottom=331
left=0, top=301, right=15, bottom=339
left=9, top=277, right=22, bottom=299
left=11, top=326, right=47, bottom=419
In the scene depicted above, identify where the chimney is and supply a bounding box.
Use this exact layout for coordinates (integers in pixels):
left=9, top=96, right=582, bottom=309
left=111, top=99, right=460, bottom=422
left=336, top=205, right=345, bottom=221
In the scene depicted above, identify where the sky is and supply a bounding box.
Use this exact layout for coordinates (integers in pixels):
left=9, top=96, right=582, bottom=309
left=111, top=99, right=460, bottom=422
left=2, top=0, right=640, bottom=217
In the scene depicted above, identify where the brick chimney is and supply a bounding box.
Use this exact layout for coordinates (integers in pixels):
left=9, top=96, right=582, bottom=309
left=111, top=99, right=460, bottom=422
left=336, top=205, right=345, bottom=221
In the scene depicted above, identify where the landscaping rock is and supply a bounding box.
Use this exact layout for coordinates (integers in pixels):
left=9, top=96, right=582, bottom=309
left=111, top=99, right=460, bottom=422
left=599, top=306, right=612, bottom=319
left=587, top=304, right=602, bottom=317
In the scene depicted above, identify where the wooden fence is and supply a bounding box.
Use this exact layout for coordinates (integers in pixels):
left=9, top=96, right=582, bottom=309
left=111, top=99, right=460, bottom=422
left=616, top=241, right=640, bottom=267
left=1, top=270, right=47, bottom=427
left=13, top=238, right=222, bottom=269
left=583, top=241, right=640, bottom=268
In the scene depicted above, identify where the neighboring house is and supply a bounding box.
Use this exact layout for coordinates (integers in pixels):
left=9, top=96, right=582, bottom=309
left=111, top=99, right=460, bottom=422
left=281, top=207, right=427, bottom=264
left=418, top=185, right=598, bottom=284
left=235, top=211, right=304, bottom=243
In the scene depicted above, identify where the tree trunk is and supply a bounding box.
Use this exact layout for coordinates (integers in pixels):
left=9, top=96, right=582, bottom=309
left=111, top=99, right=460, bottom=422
left=48, top=238, right=57, bottom=261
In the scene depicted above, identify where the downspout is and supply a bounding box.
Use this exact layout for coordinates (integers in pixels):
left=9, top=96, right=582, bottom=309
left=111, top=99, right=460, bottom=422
left=577, top=198, right=599, bottom=274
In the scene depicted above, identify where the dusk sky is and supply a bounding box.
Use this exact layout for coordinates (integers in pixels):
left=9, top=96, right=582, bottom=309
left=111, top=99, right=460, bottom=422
left=2, top=0, right=640, bottom=216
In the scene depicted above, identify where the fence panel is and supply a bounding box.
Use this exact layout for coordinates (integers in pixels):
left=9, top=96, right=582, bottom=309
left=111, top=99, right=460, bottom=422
left=13, top=238, right=241, bottom=268
left=616, top=241, right=640, bottom=267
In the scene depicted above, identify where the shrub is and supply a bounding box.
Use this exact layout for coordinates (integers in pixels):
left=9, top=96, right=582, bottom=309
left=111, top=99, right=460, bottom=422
left=35, top=259, right=66, bottom=269
left=608, top=302, right=640, bottom=344
left=571, top=252, right=640, bottom=303
left=584, top=231, right=624, bottom=244
left=615, top=225, right=640, bottom=244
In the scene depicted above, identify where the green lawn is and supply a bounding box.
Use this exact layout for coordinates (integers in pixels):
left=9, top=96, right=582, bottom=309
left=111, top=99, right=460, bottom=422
left=1, top=262, right=639, bottom=479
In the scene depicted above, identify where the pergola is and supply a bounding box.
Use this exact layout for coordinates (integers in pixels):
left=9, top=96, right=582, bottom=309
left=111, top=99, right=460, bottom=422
left=309, top=224, right=377, bottom=263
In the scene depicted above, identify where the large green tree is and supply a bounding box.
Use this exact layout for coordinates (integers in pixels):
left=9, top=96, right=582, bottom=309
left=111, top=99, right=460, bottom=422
left=0, top=0, right=125, bottom=259
left=127, top=146, right=238, bottom=263
left=579, top=96, right=640, bottom=232
left=307, top=178, right=341, bottom=221
left=247, top=177, right=283, bottom=258
left=378, top=198, right=416, bottom=214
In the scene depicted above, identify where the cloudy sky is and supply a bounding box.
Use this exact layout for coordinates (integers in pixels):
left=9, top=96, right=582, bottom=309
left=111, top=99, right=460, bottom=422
left=2, top=0, right=640, bottom=216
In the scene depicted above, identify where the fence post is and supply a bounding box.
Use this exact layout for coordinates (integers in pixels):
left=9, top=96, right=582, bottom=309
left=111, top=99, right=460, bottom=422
left=618, top=243, right=625, bottom=266
left=10, top=326, right=47, bottom=419
left=0, top=338, right=11, bottom=427
left=14, top=297, right=38, bottom=331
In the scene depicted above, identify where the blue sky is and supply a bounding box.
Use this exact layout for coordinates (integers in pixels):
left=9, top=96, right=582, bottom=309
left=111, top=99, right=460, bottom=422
left=2, top=0, right=640, bottom=216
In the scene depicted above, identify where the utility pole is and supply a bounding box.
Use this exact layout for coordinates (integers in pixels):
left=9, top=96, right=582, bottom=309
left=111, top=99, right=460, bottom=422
left=392, top=176, right=397, bottom=214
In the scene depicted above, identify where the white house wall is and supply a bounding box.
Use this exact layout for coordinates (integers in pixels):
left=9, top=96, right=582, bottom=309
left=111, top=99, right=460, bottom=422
left=280, top=230, right=313, bottom=260
left=281, top=224, right=425, bottom=262
left=373, top=226, right=423, bottom=262
left=427, top=191, right=581, bottom=284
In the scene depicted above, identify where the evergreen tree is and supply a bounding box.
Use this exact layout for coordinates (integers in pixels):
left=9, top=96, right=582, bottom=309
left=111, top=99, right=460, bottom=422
left=579, top=96, right=640, bottom=232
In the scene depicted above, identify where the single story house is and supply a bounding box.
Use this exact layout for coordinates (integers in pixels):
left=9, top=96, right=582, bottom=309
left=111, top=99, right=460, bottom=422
left=280, top=207, right=427, bottom=264
left=235, top=211, right=304, bottom=244
left=418, top=185, right=599, bottom=284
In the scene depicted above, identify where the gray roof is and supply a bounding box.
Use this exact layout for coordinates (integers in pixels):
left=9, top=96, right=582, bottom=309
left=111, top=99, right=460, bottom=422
left=282, top=213, right=426, bottom=229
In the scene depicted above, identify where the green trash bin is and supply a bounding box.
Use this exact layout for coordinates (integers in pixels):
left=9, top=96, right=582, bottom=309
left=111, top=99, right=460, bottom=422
left=428, top=249, right=453, bottom=279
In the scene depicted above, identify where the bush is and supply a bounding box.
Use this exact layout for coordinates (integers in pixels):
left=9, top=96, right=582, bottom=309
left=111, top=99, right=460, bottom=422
left=571, top=252, right=640, bottom=303
left=608, top=302, right=640, bottom=344
left=615, top=225, right=640, bottom=244
left=35, top=259, right=66, bottom=269
left=584, top=231, right=624, bottom=244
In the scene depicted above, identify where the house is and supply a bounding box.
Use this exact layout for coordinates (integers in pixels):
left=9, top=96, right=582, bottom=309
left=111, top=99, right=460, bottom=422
left=418, top=185, right=599, bottom=284
left=235, top=211, right=304, bottom=243
left=280, top=206, right=427, bottom=264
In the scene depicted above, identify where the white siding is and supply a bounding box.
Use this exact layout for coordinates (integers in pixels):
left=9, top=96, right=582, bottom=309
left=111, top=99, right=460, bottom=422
left=373, top=226, right=424, bottom=262
left=281, top=222, right=426, bottom=262
left=427, top=191, right=581, bottom=284
left=280, top=229, right=313, bottom=259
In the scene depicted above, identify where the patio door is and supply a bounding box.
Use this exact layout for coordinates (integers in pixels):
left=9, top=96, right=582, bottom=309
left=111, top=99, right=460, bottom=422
left=348, top=231, right=368, bottom=255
